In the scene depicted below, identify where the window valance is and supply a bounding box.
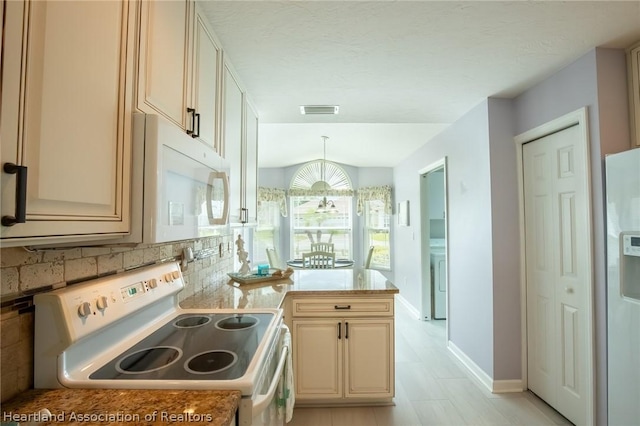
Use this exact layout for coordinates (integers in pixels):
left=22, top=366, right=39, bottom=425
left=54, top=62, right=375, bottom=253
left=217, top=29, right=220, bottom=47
left=287, top=188, right=355, bottom=198
left=356, top=185, right=392, bottom=216
left=258, top=187, right=288, bottom=217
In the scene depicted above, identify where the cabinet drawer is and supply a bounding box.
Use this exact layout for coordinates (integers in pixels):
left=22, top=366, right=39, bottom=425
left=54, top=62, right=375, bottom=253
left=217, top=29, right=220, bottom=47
left=292, top=297, right=394, bottom=317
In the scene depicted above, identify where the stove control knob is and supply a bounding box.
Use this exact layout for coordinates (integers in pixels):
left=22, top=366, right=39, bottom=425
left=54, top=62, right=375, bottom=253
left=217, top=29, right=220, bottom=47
left=148, top=278, right=158, bottom=289
left=96, top=296, right=108, bottom=310
left=78, top=302, right=92, bottom=318
left=164, top=273, right=173, bottom=282
left=172, top=271, right=180, bottom=279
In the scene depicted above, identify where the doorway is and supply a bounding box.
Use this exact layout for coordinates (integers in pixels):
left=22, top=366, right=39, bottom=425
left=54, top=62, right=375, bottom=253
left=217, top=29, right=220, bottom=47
left=419, top=159, right=448, bottom=325
left=516, top=108, right=594, bottom=426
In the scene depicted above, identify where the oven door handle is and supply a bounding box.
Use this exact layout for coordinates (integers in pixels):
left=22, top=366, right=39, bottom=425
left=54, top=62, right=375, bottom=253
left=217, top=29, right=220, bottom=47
left=252, top=344, right=288, bottom=414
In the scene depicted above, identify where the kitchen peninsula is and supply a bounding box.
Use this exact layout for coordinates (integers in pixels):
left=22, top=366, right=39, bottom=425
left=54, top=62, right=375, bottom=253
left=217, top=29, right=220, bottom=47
left=182, top=268, right=399, bottom=406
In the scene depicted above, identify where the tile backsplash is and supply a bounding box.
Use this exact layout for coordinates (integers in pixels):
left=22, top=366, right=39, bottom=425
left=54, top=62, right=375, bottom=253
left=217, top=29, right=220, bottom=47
left=0, top=234, right=234, bottom=403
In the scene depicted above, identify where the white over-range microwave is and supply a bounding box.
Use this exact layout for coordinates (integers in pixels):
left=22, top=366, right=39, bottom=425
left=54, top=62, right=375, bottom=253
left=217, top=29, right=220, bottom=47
left=129, top=113, right=230, bottom=243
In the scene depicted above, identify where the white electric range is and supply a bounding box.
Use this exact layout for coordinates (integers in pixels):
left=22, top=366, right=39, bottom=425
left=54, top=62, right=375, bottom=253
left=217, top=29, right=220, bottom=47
left=33, top=261, right=288, bottom=426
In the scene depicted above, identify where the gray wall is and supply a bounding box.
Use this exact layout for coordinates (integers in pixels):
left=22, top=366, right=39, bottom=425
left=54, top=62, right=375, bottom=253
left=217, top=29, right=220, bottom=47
left=487, top=99, right=521, bottom=380
left=393, top=99, right=497, bottom=377
left=512, top=47, right=631, bottom=426
left=391, top=47, right=630, bottom=424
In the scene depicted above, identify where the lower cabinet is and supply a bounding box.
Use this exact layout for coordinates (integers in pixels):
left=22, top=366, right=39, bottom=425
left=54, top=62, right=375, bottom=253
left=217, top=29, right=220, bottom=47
left=289, top=296, right=395, bottom=404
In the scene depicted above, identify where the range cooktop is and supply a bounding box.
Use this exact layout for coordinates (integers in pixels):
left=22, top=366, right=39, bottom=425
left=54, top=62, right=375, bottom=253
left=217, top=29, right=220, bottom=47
left=90, top=313, right=274, bottom=381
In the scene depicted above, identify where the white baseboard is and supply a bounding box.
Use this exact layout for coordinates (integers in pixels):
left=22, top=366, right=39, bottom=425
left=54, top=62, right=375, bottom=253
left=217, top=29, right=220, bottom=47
left=395, top=294, right=421, bottom=319
left=492, top=380, right=524, bottom=393
left=447, top=341, right=523, bottom=394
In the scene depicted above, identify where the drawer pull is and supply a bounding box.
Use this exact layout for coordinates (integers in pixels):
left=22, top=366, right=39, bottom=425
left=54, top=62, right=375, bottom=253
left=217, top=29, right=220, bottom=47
left=334, top=305, right=351, bottom=310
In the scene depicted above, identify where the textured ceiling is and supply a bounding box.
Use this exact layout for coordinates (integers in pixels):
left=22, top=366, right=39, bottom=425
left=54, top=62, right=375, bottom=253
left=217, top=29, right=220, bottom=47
left=200, top=1, right=640, bottom=167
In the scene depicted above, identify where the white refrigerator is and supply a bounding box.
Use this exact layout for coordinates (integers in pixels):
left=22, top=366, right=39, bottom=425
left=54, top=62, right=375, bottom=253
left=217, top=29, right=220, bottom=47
left=606, top=148, right=640, bottom=426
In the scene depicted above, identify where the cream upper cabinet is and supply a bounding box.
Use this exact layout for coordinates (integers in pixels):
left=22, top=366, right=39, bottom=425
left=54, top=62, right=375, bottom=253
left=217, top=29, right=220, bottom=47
left=191, top=3, right=222, bottom=150
left=1, top=0, right=136, bottom=247
left=628, top=41, right=640, bottom=147
left=290, top=296, right=395, bottom=404
left=243, top=99, right=259, bottom=225
left=137, top=0, right=190, bottom=129
left=223, top=61, right=246, bottom=225
left=137, top=0, right=222, bottom=148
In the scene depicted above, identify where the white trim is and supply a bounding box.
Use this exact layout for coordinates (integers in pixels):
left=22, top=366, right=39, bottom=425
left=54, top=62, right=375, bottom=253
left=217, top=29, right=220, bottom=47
left=417, top=158, right=446, bottom=176
left=447, top=340, right=493, bottom=392
left=493, top=380, right=525, bottom=394
left=448, top=341, right=524, bottom=393
left=395, top=294, right=421, bottom=320
left=417, top=157, right=449, bottom=342
left=514, top=106, right=595, bottom=426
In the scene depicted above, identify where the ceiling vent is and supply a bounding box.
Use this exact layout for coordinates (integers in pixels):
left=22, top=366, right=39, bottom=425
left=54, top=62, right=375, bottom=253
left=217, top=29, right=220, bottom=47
left=300, top=105, right=339, bottom=115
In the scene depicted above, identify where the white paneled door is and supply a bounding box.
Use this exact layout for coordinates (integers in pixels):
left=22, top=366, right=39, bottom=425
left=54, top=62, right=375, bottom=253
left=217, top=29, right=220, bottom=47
left=523, top=123, right=591, bottom=426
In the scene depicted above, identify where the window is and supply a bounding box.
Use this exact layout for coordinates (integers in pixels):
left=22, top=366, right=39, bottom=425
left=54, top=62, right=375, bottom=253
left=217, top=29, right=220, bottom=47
left=290, top=195, right=352, bottom=259
left=253, top=187, right=287, bottom=265
left=364, top=199, right=391, bottom=269
left=289, top=160, right=354, bottom=260
left=254, top=201, right=281, bottom=264
left=357, top=185, right=392, bottom=270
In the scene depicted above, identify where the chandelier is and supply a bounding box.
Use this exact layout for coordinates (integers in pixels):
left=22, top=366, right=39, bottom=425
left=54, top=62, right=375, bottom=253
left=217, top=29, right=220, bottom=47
left=316, top=136, right=338, bottom=214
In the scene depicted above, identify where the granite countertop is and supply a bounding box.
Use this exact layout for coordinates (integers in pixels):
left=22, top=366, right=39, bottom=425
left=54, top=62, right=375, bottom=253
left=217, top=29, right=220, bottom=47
left=1, top=389, right=240, bottom=426
left=3, top=271, right=396, bottom=425
left=181, top=268, right=399, bottom=310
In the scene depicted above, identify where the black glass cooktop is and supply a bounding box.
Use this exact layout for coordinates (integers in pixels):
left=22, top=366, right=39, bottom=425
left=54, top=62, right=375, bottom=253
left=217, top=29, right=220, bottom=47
left=90, top=313, right=274, bottom=381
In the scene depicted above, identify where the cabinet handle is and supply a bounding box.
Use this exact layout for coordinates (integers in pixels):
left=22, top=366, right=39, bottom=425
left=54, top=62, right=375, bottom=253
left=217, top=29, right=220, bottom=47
left=337, top=323, right=341, bottom=339
left=2, top=163, right=28, bottom=227
left=186, top=108, right=196, bottom=135
left=191, top=112, right=200, bottom=138
left=345, top=322, right=349, bottom=339
left=334, top=305, right=351, bottom=310
left=240, top=207, right=248, bottom=223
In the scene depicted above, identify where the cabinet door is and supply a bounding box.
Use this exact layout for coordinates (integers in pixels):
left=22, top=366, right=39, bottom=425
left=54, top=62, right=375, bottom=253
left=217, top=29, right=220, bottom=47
left=344, top=319, right=394, bottom=399
left=244, top=100, right=259, bottom=224
left=137, top=0, right=190, bottom=130
left=1, top=0, right=135, bottom=245
left=191, top=3, right=222, bottom=149
left=223, top=62, right=245, bottom=224
left=293, top=319, right=343, bottom=400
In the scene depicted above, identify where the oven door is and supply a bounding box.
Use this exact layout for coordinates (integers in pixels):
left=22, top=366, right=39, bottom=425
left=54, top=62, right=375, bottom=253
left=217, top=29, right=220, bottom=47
left=243, top=324, right=291, bottom=426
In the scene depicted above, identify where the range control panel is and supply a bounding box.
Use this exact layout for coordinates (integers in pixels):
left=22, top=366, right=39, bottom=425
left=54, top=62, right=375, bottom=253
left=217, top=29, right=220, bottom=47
left=34, top=262, right=184, bottom=343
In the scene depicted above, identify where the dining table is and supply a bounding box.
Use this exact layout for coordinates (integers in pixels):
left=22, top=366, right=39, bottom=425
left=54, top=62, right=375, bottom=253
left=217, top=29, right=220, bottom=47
left=286, top=259, right=355, bottom=268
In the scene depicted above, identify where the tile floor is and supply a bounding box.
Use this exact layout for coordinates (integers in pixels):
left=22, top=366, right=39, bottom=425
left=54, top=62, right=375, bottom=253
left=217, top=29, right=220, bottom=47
left=288, top=300, right=573, bottom=426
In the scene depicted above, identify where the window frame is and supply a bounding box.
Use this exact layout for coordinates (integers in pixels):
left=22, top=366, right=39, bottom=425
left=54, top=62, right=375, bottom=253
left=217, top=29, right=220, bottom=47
left=289, top=195, right=353, bottom=260
left=363, top=198, right=391, bottom=270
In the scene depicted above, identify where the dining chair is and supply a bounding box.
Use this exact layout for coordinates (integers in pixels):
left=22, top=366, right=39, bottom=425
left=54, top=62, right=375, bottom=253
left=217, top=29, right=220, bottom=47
left=266, top=247, right=283, bottom=269
left=364, top=246, right=375, bottom=269
left=302, top=251, right=336, bottom=269
left=311, top=242, right=334, bottom=253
